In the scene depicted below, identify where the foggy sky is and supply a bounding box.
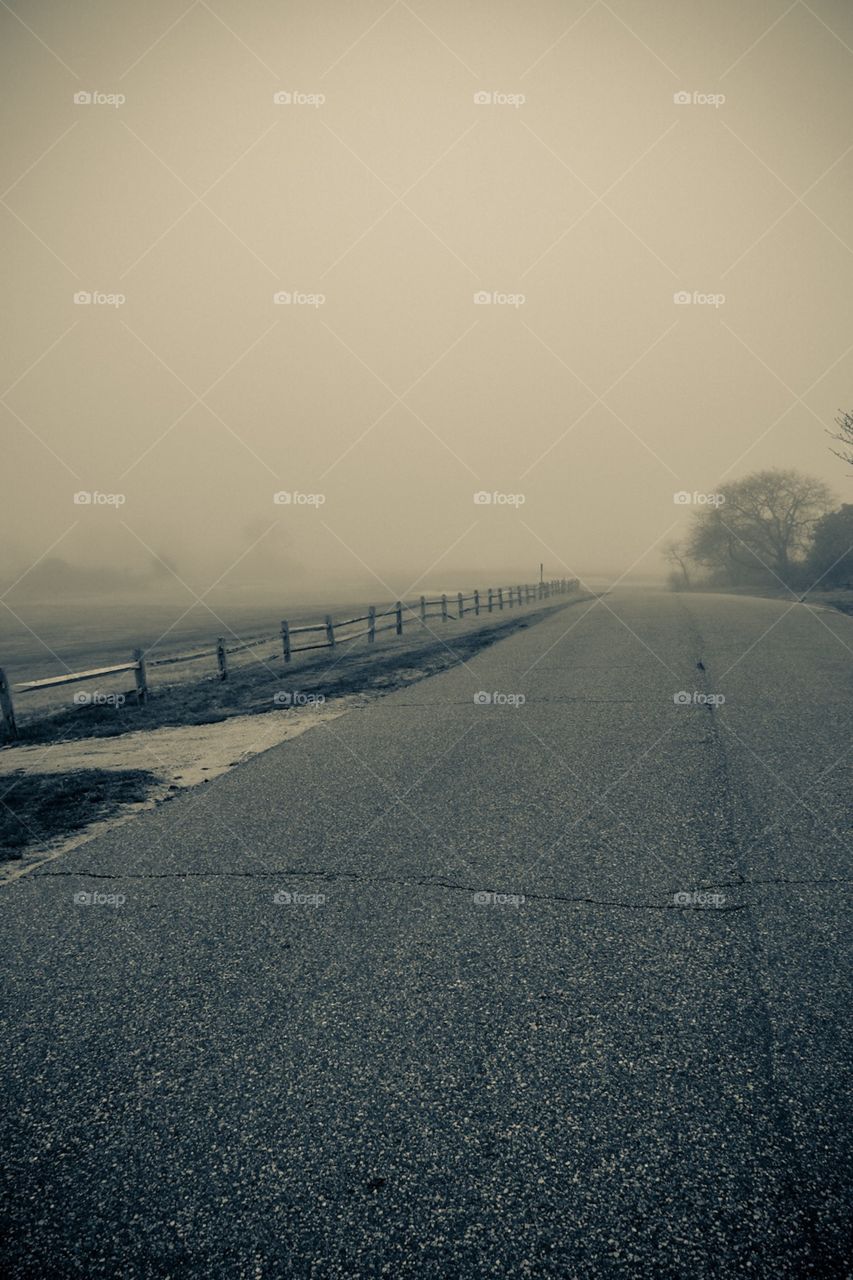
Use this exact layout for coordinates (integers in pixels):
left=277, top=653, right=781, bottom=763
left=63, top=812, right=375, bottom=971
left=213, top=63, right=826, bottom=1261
left=2, top=0, right=853, bottom=606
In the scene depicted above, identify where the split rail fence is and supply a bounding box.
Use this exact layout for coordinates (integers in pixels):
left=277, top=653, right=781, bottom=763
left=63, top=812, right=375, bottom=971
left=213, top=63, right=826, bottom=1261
left=0, top=578, right=579, bottom=742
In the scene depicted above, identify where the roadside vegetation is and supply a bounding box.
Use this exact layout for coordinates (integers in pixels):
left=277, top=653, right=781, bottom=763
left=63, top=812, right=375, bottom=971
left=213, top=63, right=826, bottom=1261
left=0, top=768, right=158, bottom=861
left=664, top=460, right=853, bottom=614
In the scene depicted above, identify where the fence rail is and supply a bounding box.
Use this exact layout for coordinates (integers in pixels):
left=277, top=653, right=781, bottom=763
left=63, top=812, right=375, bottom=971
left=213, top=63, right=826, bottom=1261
left=0, top=577, right=579, bottom=743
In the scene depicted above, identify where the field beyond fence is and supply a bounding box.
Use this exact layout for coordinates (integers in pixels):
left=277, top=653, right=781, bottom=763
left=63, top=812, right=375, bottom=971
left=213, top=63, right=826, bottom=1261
left=0, top=579, right=579, bottom=742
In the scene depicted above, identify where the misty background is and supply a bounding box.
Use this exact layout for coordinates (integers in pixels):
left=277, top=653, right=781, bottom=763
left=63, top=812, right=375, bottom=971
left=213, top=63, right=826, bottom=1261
left=2, top=0, right=852, bottom=651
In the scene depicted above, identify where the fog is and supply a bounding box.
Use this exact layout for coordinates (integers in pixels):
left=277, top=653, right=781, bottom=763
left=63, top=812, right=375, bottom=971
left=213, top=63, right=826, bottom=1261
left=2, top=0, right=852, bottom=618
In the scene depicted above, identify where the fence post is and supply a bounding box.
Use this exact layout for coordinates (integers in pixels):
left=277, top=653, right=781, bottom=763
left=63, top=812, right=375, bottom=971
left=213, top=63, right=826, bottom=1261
left=395, top=601, right=403, bottom=635
left=457, top=591, right=464, bottom=619
left=420, top=595, right=426, bottom=623
left=498, top=588, right=504, bottom=610
left=368, top=606, right=376, bottom=643
left=474, top=589, right=480, bottom=616
left=488, top=588, right=493, bottom=613
left=216, top=638, right=227, bottom=681
left=281, top=620, right=291, bottom=663
left=132, top=648, right=148, bottom=705
left=441, top=594, right=448, bottom=622
left=0, top=667, right=17, bottom=743
left=508, top=585, right=514, bottom=608
left=325, top=615, right=336, bottom=648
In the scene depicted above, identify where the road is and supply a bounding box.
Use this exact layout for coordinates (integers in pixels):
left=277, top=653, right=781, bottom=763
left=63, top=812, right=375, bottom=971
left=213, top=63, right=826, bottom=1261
left=2, top=589, right=851, bottom=1278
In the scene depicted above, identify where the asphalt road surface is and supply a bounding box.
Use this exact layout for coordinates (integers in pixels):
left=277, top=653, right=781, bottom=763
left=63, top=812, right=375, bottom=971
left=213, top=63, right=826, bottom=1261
left=2, top=589, right=851, bottom=1278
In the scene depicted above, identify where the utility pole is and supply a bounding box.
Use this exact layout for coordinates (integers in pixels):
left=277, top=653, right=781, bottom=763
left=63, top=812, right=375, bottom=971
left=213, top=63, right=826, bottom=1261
left=539, top=562, right=544, bottom=586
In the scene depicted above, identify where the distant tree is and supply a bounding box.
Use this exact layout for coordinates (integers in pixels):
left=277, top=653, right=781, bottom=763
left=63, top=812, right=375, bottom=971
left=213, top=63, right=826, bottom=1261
left=828, top=409, right=853, bottom=470
left=805, top=504, right=853, bottom=589
left=662, top=539, right=691, bottom=590
left=686, top=468, right=833, bottom=587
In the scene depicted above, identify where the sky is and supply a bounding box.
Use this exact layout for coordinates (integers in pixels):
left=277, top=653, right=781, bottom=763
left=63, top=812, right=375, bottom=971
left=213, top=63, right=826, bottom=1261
left=2, top=0, right=853, bottom=613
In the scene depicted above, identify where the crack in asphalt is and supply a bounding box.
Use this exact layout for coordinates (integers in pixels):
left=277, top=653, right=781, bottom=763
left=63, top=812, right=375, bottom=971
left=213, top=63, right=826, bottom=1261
left=28, top=865, right=849, bottom=911
left=679, top=597, right=833, bottom=1272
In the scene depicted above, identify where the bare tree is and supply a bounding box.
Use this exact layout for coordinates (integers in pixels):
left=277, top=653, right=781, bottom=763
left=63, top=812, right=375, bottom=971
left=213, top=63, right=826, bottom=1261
left=828, top=409, right=853, bottom=469
left=663, top=539, right=691, bottom=589
left=687, top=469, right=833, bottom=587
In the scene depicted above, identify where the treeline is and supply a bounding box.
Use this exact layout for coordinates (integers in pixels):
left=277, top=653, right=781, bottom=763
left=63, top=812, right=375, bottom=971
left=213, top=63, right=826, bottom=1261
left=665, top=468, right=853, bottom=594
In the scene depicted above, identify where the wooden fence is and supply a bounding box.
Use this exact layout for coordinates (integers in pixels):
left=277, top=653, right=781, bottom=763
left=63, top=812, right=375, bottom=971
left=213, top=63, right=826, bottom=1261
left=0, top=577, right=578, bottom=742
